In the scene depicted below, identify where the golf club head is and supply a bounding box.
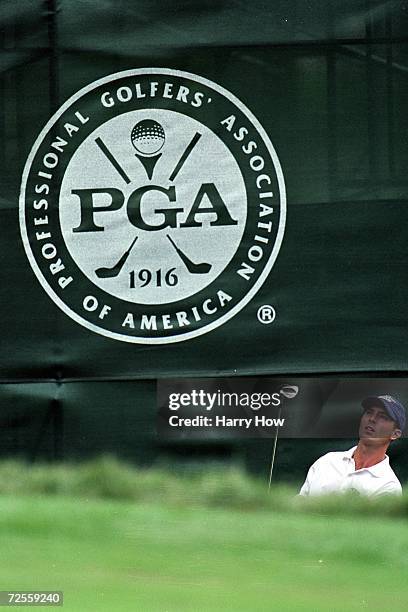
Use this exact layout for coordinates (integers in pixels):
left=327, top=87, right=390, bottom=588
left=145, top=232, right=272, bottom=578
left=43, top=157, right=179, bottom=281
left=190, top=262, right=212, bottom=274
left=95, top=268, right=116, bottom=278
left=94, top=236, right=138, bottom=279
left=280, top=385, right=299, bottom=399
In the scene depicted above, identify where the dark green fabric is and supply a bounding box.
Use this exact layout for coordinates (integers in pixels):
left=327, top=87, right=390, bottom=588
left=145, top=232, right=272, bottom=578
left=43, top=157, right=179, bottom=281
left=2, top=1, right=408, bottom=377
left=1, top=1, right=407, bottom=477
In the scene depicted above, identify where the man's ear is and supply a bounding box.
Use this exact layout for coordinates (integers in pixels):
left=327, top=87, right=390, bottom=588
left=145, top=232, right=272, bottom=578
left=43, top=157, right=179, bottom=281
left=391, top=428, right=402, bottom=441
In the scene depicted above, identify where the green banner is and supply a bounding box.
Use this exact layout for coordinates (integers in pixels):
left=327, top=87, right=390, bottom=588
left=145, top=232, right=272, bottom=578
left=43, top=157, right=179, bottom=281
left=1, top=1, right=407, bottom=477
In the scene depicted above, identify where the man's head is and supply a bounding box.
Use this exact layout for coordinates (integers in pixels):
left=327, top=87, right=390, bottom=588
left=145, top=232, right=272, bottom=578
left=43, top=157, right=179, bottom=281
left=359, top=395, right=406, bottom=445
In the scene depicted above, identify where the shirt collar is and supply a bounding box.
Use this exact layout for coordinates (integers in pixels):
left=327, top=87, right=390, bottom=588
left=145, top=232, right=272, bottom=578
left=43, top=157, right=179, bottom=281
left=344, top=446, right=357, bottom=460
left=343, top=446, right=390, bottom=477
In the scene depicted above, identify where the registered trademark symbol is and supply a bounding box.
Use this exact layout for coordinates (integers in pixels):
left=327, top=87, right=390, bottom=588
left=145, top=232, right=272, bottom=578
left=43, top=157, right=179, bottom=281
left=257, top=305, right=276, bottom=324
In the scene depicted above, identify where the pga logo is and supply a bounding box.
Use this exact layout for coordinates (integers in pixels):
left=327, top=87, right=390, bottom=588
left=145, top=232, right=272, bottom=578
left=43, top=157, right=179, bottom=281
left=20, top=69, right=286, bottom=343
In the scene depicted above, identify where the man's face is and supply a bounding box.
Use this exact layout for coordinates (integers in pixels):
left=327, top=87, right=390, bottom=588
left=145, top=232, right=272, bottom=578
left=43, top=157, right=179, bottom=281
left=359, top=404, right=401, bottom=444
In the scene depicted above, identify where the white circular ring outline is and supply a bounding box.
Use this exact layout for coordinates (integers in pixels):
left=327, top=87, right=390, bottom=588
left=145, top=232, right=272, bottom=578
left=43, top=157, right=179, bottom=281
left=20, top=68, right=287, bottom=344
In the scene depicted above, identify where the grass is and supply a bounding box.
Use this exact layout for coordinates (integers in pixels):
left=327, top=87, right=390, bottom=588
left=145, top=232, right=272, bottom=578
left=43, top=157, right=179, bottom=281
left=0, top=459, right=408, bottom=610
left=0, top=456, right=407, bottom=517
left=1, top=495, right=408, bottom=611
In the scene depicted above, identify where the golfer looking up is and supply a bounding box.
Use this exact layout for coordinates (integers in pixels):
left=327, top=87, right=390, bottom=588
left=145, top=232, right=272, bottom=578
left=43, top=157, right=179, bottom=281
left=299, top=395, right=405, bottom=497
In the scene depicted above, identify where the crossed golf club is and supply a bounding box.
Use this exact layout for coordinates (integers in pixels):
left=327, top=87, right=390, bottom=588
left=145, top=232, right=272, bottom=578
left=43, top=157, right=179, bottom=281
left=94, top=131, right=212, bottom=279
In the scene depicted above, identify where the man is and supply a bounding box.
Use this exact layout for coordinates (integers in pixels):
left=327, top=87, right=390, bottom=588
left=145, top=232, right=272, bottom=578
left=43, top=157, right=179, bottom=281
left=299, top=395, right=405, bottom=497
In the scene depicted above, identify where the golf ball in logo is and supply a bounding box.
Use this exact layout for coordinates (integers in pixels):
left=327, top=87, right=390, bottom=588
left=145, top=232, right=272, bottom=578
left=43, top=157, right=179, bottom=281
left=131, top=119, right=165, bottom=156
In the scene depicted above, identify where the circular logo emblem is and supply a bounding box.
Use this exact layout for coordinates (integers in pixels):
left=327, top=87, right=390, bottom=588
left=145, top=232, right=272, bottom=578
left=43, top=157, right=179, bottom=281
left=20, top=69, right=286, bottom=344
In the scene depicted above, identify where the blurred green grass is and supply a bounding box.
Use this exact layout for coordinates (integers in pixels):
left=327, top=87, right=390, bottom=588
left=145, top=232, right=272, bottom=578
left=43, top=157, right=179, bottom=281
left=0, top=456, right=407, bottom=517
left=1, top=459, right=408, bottom=610
left=1, top=495, right=408, bottom=611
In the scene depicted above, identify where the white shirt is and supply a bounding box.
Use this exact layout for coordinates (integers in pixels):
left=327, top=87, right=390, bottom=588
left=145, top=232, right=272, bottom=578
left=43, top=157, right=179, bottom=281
left=299, top=446, right=402, bottom=497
